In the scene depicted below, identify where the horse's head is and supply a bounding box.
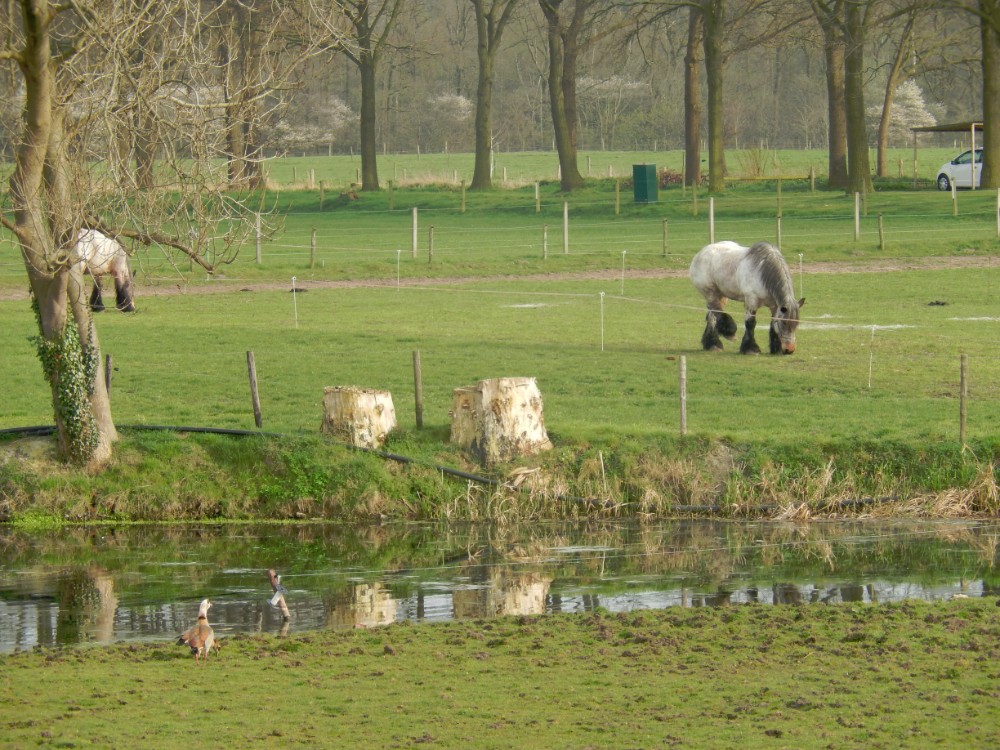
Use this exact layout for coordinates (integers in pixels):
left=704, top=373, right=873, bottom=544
left=769, top=298, right=805, bottom=354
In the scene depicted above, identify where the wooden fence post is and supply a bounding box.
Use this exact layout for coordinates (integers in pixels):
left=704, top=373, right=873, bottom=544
left=563, top=201, right=569, bottom=254
left=679, top=356, right=687, bottom=436
left=411, top=206, right=418, bottom=258
left=247, top=351, right=263, bottom=429
left=960, top=354, right=968, bottom=445
left=255, top=213, right=262, bottom=263
left=853, top=193, right=860, bottom=241
left=708, top=197, right=715, bottom=244
left=310, top=227, right=317, bottom=269
left=104, top=354, right=112, bottom=399
left=413, top=350, right=424, bottom=429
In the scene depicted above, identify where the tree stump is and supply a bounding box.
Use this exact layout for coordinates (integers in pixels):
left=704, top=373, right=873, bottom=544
left=450, top=377, right=552, bottom=464
left=321, top=386, right=396, bottom=449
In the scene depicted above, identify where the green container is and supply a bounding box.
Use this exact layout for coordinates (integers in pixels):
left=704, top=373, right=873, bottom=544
left=633, top=164, right=658, bottom=203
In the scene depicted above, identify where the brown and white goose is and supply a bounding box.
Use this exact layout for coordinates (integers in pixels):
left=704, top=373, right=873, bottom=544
left=177, top=598, right=219, bottom=663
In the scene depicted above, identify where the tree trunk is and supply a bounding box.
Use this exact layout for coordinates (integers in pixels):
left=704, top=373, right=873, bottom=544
left=469, top=0, right=518, bottom=190
left=824, top=39, right=848, bottom=188
left=875, top=15, right=914, bottom=178
left=843, top=0, right=872, bottom=194
left=980, top=0, right=1000, bottom=189
left=812, top=0, right=848, bottom=189
left=134, top=108, right=157, bottom=190
left=702, top=0, right=727, bottom=193
left=130, top=21, right=158, bottom=190
left=222, top=7, right=265, bottom=191
left=450, top=377, right=552, bottom=465
left=10, top=0, right=115, bottom=467
left=321, top=386, right=396, bottom=448
left=358, top=51, right=381, bottom=191
left=875, top=83, right=897, bottom=179
left=470, top=35, right=496, bottom=189
left=541, top=0, right=585, bottom=191
left=684, top=7, right=703, bottom=188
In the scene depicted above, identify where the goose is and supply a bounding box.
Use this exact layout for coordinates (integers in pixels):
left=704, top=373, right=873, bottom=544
left=268, top=569, right=290, bottom=620
left=177, top=598, right=219, bottom=663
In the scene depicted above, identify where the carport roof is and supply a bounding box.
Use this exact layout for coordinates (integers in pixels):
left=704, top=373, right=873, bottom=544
left=912, top=121, right=982, bottom=133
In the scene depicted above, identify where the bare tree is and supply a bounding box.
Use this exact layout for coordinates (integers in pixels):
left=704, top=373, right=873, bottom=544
left=976, top=0, right=1000, bottom=188
left=684, top=6, right=703, bottom=186
left=810, top=0, right=849, bottom=188
left=212, top=0, right=342, bottom=188
left=469, top=0, right=521, bottom=189
left=538, top=0, right=632, bottom=191
left=685, top=0, right=810, bottom=193
left=844, top=0, right=874, bottom=193
left=539, top=0, right=590, bottom=190
left=0, top=0, right=342, bottom=467
left=868, top=1, right=964, bottom=177
left=332, top=0, right=406, bottom=191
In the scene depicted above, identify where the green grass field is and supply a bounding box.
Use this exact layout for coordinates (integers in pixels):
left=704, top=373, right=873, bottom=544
left=3, top=157, right=1000, bottom=442
left=1, top=600, right=997, bottom=749
left=2, top=152, right=998, bottom=748
left=1, top=151, right=999, bottom=519
left=2, top=264, right=998, bottom=445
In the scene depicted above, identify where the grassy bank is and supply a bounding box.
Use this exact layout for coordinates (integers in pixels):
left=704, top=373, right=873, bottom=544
left=2, top=429, right=998, bottom=523
left=1, top=600, right=997, bottom=749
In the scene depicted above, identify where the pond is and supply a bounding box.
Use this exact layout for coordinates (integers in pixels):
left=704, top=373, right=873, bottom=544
left=1, top=518, right=997, bottom=653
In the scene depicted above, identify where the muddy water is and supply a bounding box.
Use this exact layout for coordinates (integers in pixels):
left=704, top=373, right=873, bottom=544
left=1, top=519, right=997, bottom=653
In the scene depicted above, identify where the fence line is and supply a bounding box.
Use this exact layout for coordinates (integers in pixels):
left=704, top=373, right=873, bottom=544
left=2, top=195, right=999, bottom=292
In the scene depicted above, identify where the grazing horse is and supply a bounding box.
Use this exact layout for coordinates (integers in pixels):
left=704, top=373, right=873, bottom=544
left=73, top=229, right=135, bottom=312
left=689, top=240, right=804, bottom=354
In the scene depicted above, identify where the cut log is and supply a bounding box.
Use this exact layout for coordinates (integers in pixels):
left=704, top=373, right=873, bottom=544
left=321, top=386, right=396, bottom=449
left=450, top=377, right=552, bottom=464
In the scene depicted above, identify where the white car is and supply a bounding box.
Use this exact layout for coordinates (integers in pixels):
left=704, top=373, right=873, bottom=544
left=936, top=148, right=982, bottom=190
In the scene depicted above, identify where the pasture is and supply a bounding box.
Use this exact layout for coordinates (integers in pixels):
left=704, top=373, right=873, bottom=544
left=1, top=152, right=999, bottom=516
left=2, top=263, right=999, bottom=445
left=3, top=168, right=999, bottom=432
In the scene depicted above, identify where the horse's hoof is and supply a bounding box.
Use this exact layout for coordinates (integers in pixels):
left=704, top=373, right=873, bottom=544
left=707, top=345, right=723, bottom=352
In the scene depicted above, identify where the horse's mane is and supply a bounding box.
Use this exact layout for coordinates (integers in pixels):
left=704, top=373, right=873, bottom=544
left=746, top=242, right=796, bottom=309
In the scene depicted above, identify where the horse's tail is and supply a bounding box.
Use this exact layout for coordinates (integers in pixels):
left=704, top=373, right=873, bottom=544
left=717, top=311, right=737, bottom=339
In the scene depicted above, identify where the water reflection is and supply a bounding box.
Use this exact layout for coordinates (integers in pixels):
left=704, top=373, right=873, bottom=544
left=0, top=519, right=997, bottom=652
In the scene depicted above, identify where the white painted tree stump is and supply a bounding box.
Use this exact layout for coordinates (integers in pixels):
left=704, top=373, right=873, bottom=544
left=321, top=386, right=396, bottom=449
left=450, top=377, right=552, bottom=464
